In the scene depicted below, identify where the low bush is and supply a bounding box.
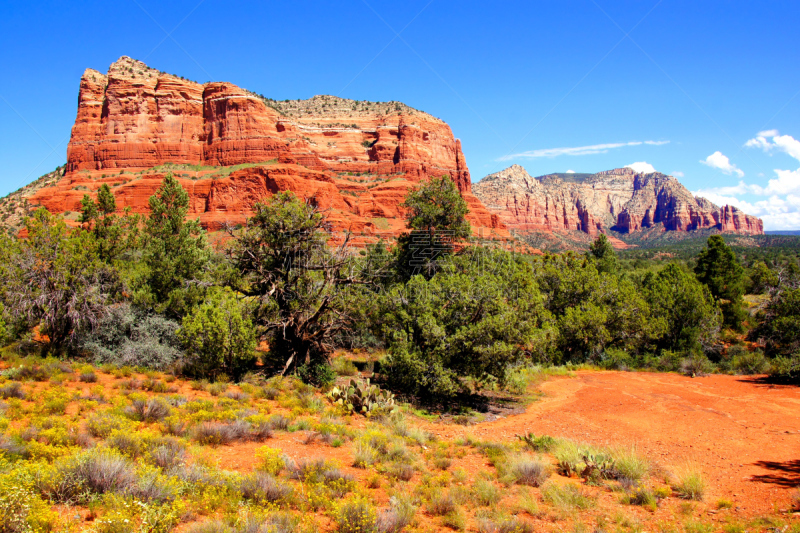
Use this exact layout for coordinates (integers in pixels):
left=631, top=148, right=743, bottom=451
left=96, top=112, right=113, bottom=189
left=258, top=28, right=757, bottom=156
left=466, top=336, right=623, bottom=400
left=0, top=382, right=25, bottom=399
left=731, top=349, right=769, bottom=375
left=240, top=471, right=293, bottom=503
left=333, top=357, right=359, bottom=376
left=126, top=398, right=171, bottom=422
left=473, top=479, right=501, bottom=506
left=376, top=496, right=415, bottom=533
left=86, top=411, right=129, bottom=438
left=192, top=420, right=252, bottom=445
left=426, top=490, right=457, bottom=516
left=39, top=449, right=140, bottom=503
left=255, top=446, right=287, bottom=476
left=680, top=354, right=715, bottom=377
left=81, top=303, right=184, bottom=370
left=769, top=353, right=800, bottom=380
left=336, top=497, right=377, bottom=533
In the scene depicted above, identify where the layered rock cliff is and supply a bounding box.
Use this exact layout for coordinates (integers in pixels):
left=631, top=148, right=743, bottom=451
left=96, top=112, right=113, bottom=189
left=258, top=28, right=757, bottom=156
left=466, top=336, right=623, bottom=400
left=29, top=56, right=504, bottom=239
left=472, top=165, right=763, bottom=238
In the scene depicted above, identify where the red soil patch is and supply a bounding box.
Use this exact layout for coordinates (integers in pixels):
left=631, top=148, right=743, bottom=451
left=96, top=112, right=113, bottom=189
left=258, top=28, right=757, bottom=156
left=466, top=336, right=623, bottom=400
left=428, top=371, right=800, bottom=515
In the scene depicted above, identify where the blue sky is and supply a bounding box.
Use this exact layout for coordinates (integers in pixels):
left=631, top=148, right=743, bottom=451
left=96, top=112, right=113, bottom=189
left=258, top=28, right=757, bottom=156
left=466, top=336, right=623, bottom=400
left=1, top=1, right=799, bottom=228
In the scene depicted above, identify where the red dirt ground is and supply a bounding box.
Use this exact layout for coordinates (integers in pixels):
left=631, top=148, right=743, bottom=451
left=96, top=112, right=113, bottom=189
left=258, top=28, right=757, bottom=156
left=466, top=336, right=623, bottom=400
left=427, top=371, right=800, bottom=515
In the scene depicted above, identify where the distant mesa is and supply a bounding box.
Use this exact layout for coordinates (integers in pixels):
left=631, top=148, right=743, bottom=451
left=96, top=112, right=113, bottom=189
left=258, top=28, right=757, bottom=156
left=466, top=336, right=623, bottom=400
left=472, top=164, right=764, bottom=244
left=14, top=56, right=505, bottom=242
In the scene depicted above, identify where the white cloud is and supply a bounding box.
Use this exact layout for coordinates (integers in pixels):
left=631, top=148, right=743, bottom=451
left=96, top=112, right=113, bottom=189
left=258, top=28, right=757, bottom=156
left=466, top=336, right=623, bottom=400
left=672, top=171, right=684, bottom=178
left=700, top=151, right=744, bottom=177
left=498, top=140, right=669, bottom=161
left=694, top=132, right=800, bottom=230
left=565, top=169, right=575, bottom=174
left=746, top=131, right=800, bottom=161
left=625, top=162, right=656, bottom=174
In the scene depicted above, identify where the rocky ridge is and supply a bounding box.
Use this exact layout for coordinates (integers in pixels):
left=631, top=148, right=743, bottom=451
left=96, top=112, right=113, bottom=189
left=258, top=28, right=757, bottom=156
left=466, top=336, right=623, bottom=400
left=26, top=56, right=505, bottom=240
left=472, top=164, right=763, bottom=239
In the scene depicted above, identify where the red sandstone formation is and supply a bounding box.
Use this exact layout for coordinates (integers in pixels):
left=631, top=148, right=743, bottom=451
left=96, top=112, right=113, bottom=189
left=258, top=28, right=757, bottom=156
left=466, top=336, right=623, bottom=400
left=30, top=57, right=505, bottom=240
left=472, top=165, right=763, bottom=238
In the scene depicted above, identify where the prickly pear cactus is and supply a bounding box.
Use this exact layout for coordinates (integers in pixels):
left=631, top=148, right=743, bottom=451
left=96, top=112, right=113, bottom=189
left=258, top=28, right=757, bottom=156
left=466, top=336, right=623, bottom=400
left=327, top=378, right=396, bottom=417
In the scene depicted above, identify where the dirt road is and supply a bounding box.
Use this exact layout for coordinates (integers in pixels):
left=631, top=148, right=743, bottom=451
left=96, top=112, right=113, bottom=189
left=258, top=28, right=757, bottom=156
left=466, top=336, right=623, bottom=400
left=442, top=371, right=800, bottom=513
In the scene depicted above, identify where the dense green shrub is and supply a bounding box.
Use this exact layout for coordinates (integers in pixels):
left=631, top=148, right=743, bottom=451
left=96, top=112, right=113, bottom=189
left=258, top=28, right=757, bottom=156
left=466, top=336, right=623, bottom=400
left=378, top=248, right=553, bottom=398
left=534, top=253, right=652, bottom=362
left=641, top=263, right=721, bottom=354
left=179, top=288, right=257, bottom=380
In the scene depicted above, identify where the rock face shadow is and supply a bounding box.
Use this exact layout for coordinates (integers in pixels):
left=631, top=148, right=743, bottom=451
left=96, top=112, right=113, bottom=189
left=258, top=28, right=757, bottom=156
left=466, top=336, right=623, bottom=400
left=751, top=460, right=800, bottom=487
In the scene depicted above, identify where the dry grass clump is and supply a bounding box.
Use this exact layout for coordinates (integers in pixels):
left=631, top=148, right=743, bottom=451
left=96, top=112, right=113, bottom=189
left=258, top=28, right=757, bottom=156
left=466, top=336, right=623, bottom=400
left=192, top=419, right=272, bottom=445
left=125, top=398, right=171, bottom=422
left=507, top=455, right=552, bottom=487
left=0, top=381, right=26, bottom=399
left=671, top=466, right=707, bottom=501
left=240, top=471, right=293, bottom=503
left=426, top=490, right=458, bottom=516
left=541, top=482, right=596, bottom=513
left=476, top=515, right=534, bottom=533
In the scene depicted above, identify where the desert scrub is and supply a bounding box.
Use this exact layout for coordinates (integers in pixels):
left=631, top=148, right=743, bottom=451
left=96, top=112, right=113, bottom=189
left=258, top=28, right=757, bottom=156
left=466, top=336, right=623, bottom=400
left=333, top=357, right=359, bottom=376
left=425, top=489, right=458, bottom=516
left=440, top=507, right=466, bottom=531
left=672, top=466, right=707, bottom=500
left=125, top=397, right=172, bottom=422
left=0, top=381, right=26, bottom=399
left=240, top=471, right=293, bottom=504
left=610, top=446, right=650, bottom=483
left=0, top=469, right=58, bottom=533
left=256, top=446, right=287, bottom=476
left=377, top=495, right=416, bottom=533
left=541, top=482, right=596, bottom=513
left=622, top=486, right=658, bottom=511
left=473, top=478, right=501, bottom=506
left=336, top=496, right=377, bottom=533
left=504, top=455, right=551, bottom=487
left=87, top=410, right=131, bottom=438
left=476, top=514, right=533, bottom=533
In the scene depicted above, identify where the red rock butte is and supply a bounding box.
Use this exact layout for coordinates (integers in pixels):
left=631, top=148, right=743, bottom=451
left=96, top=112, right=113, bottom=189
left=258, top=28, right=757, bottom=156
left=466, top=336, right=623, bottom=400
left=31, top=56, right=506, bottom=240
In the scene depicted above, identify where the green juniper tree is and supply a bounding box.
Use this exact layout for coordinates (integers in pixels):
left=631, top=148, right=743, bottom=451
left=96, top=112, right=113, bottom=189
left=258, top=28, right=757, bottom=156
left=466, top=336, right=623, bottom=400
left=80, top=183, right=140, bottom=263
left=588, top=233, right=618, bottom=275
left=141, top=174, right=209, bottom=315
left=396, top=175, right=471, bottom=279
left=694, top=235, right=746, bottom=329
